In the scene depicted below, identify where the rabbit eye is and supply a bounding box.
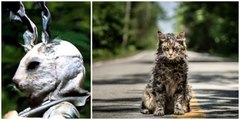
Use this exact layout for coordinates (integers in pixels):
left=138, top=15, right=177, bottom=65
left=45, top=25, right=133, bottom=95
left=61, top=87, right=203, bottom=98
left=27, top=61, right=40, bottom=71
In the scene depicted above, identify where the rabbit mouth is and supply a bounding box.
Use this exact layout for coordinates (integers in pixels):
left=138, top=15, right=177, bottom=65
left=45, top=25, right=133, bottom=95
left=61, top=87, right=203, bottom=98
left=15, top=83, right=32, bottom=97
left=14, top=83, right=25, bottom=92
left=23, top=89, right=32, bottom=97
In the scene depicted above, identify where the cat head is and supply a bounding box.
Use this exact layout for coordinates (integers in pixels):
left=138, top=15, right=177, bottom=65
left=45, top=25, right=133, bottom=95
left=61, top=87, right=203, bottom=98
left=157, top=31, right=187, bottom=60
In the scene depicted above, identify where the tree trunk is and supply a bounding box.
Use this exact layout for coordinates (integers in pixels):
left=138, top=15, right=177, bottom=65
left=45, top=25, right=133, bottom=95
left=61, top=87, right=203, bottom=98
left=122, top=2, right=131, bottom=47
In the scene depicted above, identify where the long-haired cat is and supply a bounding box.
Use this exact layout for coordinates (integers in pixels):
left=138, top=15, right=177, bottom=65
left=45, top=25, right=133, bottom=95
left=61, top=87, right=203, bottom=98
left=140, top=31, right=192, bottom=116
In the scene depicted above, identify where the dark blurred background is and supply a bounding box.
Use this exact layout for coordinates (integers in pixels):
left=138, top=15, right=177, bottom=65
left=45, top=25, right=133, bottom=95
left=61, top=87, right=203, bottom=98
left=93, top=2, right=238, bottom=61
left=2, top=2, right=90, bottom=118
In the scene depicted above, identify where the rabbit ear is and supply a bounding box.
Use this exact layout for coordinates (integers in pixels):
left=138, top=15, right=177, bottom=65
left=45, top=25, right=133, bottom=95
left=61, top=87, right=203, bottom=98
left=39, top=2, right=52, bottom=44
left=9, top=2, right=38, bottom=52
left=22, top=30, right=37, bottom=52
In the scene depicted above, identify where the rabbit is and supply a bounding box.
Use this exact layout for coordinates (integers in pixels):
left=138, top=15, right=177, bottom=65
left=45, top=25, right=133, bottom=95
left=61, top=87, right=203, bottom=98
left=4, top=2, right=89, bottom=118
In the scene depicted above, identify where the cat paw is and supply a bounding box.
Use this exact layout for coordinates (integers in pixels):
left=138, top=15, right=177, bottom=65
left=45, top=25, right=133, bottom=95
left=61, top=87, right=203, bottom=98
left=153, top=110, right=165, bottom=116
left=141, top=109, right=150, bottom=114
left=182, top=105, right=191, bottom=113
left=174, top=109, right=184, bottom=115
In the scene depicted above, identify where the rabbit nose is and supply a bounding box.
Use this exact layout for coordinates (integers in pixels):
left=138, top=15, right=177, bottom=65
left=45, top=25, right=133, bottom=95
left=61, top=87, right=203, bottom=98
left=12, top=67, right=25, bottom=84
left=12, top=72, right=23, bottom=84
left=12, top=76, right=24, bottom=91
left=12, top=76, right=20, bottom=85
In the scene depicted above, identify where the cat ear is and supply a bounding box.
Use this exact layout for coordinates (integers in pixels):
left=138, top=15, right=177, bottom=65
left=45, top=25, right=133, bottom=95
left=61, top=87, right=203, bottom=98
left=157, top=31, right=166, bottom=42
left=177, top=32, right=186, bottom=41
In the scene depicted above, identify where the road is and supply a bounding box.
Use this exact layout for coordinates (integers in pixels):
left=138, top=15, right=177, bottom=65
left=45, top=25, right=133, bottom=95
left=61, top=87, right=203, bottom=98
left=92, top=51, right=238, bottom=118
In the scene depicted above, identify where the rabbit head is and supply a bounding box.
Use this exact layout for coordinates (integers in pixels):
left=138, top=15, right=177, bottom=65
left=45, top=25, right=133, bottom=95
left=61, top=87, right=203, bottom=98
left=10, top=2, right=87, bottom=107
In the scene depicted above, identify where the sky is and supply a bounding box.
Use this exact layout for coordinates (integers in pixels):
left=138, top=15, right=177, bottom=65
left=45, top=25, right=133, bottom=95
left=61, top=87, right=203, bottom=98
left=157, top=2, right=179, bottom=33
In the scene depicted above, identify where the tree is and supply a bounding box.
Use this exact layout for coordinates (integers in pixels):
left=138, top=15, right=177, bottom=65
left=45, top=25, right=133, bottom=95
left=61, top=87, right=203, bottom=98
left=93, top=2, right=165, bottom=60
left=176, top=2, right=238, bottom=56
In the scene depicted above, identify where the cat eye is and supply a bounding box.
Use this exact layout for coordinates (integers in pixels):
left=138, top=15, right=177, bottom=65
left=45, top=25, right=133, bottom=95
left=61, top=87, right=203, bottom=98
left=27, top=61, right=40, bottom=71
left=163, top=48, right=168, bottom=51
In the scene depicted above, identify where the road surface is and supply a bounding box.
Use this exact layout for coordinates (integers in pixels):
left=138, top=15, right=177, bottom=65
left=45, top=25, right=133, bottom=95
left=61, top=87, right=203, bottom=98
left=92, top=51, right=238, bottom=118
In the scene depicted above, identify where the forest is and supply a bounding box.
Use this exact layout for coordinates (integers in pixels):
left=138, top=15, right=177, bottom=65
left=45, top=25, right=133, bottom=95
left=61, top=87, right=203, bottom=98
left=93, top=2, right=165, bottom=61
left=176, top=2, right=238, bottom=58
left=93, top=2, right=238, bottom=61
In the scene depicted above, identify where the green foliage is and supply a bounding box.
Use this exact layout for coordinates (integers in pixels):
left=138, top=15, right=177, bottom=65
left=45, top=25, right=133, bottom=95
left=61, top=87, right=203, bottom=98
left=93, top=47, right=139, bottom=62
left=176, top=2, right=238, bottom=56
left=93, top=2, right=164, bottom=60
left=2, top=2, right=90, bottom=118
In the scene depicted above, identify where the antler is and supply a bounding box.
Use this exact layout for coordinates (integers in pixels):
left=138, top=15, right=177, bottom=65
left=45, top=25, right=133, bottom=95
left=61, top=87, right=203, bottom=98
left=9, top=2, right=38, bottom=52
left=39, top=2, right=52, bottom=44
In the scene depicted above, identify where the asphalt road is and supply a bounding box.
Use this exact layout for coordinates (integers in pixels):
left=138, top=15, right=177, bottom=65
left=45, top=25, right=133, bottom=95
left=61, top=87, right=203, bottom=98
left=92, top=51, right=238, bottom=118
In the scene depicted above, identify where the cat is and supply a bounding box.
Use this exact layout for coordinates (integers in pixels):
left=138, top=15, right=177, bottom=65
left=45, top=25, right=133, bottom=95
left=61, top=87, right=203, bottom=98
left=140, top=31, right=192, bottom=116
